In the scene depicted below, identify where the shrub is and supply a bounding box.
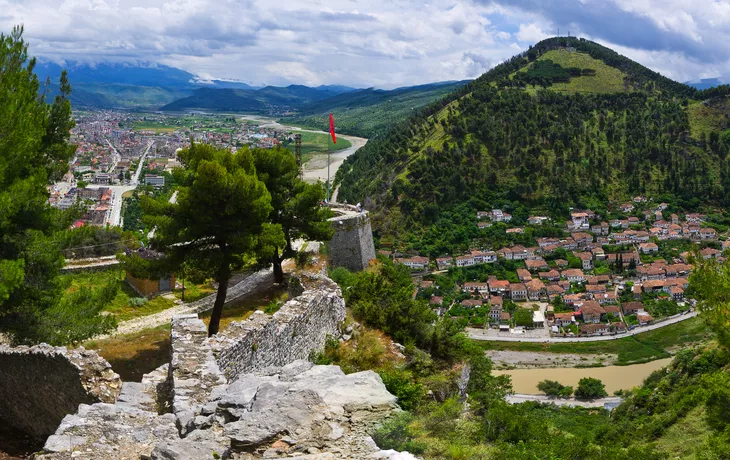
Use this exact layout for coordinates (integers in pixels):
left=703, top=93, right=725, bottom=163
left=574, top=377, right=608, bottom=399
left=379, top=368, right=426, bottom=411
left=537, top=380, right=573, bottom=398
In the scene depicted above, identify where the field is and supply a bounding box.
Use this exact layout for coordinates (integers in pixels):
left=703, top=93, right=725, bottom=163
left=518, top=49, right=628, bottom=94
left=130, top=121, right=178, bottom=133
left=475, top=316, right=711, bottom=365
left=298, top=131, right=352, bottom=163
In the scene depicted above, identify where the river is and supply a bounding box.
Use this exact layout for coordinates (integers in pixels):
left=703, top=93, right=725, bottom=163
left=494, top=357, right=673, bottom=394
left=240, top=116, right=369, bottom=184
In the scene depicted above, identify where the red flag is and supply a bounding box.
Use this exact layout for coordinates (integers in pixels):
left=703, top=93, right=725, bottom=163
left=329, top=113, right=337, bottom=144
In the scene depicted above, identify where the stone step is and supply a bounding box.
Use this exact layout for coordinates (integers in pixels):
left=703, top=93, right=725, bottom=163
left=116, top=382, right=157, bottom=413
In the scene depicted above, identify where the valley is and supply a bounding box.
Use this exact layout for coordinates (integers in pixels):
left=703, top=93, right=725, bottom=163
left=5, top=15, right=730, bottom=459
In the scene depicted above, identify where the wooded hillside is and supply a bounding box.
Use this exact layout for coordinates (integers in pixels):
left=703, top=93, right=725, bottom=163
left=336, top=37, right=730, bottom=229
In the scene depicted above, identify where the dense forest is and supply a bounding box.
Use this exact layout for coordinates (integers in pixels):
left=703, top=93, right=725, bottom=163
left=336, top=37, right=730, bottom=236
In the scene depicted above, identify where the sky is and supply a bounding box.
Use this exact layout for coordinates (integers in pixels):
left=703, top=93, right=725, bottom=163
left=2, top=0, right=730, bottom=88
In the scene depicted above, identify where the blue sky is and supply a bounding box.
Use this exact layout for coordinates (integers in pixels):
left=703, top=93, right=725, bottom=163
left=2, top=0, right=728, bottom=88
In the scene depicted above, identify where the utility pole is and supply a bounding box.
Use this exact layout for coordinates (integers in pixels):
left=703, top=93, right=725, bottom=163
left=294, top=133, right=302, bottom=180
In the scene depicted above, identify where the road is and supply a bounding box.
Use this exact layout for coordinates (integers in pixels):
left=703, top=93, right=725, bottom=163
left=88, top=140, right=154, bottom=227
left=467, top=311, right=698, bottom=343
left=507, top=394, right=623, bottom=409
left=105, top=139, right=121, bottom=174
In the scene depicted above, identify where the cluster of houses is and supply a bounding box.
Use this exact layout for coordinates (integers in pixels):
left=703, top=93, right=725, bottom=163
left=390, top=198, right=724, bottom=337
left=422, top=256, right=695, bottom=336
left=70, top=187, right=113, bottom=227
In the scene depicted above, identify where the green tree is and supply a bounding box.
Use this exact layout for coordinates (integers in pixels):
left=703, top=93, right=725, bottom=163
left=690, top=256, right=730, bottom=350
left=574, top=377, right=608, bottom=399
left=514, top=308, right=533, bottom=327
left=138, top=142, right=284, bottom=336
left=0, top=26, right=115, bottom=344
left=537, top=380, right=573, bottom=397
left=251, top=147, right=333, bottom=283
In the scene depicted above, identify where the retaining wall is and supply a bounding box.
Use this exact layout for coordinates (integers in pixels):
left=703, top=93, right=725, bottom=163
left=208, top=277, right=346, bottom=381
left=0, top=345, right=121, bottom=437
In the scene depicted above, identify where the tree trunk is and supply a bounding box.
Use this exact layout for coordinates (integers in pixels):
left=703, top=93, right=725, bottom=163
left=208, top=256, right=231, bottom=337
left=273, top=247, right=284, bottom=284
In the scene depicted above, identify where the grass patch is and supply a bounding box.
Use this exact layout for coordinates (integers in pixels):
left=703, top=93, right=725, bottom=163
left=84, top=324, right=171, bottom=382
left=654, top=406, right=712, bottom=459
left=298, top=131, right=351, bottom=163
left=474, top=317, right=711, bottom=365
left=199, top=285, right=288, bottom=332
left=687, top=97, right=730, bottom=139
left=172, top=281, right=216, bottom=303
left=61, top=268, right=176, bottom=321
left=518, top=49, right=628, bottom=94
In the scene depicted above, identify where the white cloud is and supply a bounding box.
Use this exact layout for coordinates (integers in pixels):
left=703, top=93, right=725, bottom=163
left=516, top=22, right=549, bottom=43
left=2, top=0, right=730, bottom=86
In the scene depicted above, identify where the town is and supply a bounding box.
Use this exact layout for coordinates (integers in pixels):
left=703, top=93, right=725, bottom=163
left=390, top=197, right=723, bottom=339
left=46, top=111, right=293, bottom=228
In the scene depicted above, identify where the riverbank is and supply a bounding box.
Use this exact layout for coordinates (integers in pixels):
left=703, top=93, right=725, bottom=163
left=487, top=350, right=619, bottom=368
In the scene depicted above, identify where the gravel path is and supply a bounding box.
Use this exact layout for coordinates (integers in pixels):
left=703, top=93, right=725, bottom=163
left=507, top=394, right=623, bottom=408
left=95, top=268, right=274, bottom=339
left=487, top=350, right=618, bottom=368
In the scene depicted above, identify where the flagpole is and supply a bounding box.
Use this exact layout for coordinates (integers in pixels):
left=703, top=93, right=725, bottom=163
left=327, top=132, right=331, bottom=203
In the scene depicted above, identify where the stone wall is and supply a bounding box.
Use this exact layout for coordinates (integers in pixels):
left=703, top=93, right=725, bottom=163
left=209, top=276, right=346, bottom=381
left=328, top=205, right=376, bottom=272
left=0, top=344, right=121, bottom=437
left=168, top=314, right=227, bottom=434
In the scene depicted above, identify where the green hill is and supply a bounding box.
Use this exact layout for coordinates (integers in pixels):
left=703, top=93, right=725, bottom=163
left=336, top=37, right=730, bottom=241
left=281, top=81, right=469, bottom=138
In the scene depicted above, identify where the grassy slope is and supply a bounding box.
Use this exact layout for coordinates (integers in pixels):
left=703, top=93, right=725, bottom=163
left=688, top=97, right=730, bottom=139
left=654, top=406, right=712, bottom=459
left=519, top=49, right=628, bottom=94
left=474, top=316, right=711, bottom=365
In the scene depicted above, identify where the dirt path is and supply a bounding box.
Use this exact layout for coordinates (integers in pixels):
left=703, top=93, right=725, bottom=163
left=94, top=268, right=274, bottom=339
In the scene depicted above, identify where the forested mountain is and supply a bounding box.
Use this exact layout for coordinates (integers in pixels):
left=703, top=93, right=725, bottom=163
left=160, top=84, right=355, bottom=113
left=281, top=81, right=469, bottom=137
left=336, top=37, right=730, bottom=234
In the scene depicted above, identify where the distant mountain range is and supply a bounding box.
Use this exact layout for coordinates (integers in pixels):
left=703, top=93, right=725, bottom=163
left=160, top=84, right=356, bottom=113
left=684, top=78, right=725, bottom=90
left=37, top=61, right=468, bottom=137
left=37, top=61, right=264, bottom=108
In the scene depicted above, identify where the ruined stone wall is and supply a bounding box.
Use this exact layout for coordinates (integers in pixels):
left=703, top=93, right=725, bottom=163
left=0, top=345, right=121, bottom=437
left=328, top=206, right=376, bottom=272
left=209, top=278, right=346, bottom=381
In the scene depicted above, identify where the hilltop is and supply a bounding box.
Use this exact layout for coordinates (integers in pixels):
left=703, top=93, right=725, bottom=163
left=336, top=37, right=730, bottom=236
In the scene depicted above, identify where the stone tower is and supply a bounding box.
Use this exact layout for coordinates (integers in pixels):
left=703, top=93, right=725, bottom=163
left=327, top=204, right=376, bottom=271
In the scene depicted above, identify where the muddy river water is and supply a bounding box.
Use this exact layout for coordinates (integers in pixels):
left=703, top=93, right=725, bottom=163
left=494, top=357, right=673, bottom=394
